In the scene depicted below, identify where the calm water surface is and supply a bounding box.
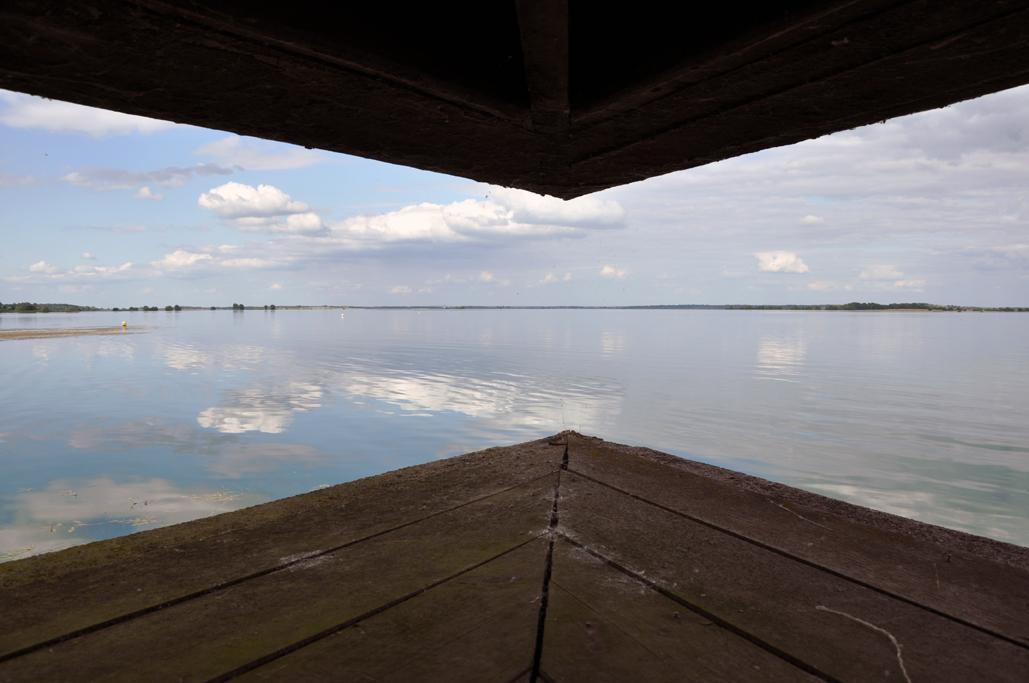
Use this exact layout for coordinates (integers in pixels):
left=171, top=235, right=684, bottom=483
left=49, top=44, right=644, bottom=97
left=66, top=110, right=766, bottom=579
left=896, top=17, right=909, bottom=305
left=1, top=309, right=1027, bottom=560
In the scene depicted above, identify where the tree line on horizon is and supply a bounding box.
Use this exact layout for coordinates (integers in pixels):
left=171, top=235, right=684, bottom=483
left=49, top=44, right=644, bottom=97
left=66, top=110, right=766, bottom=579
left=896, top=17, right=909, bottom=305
left=4, top=301, right=1028, bottom=313
left=0, top=302, right=99, bottom=313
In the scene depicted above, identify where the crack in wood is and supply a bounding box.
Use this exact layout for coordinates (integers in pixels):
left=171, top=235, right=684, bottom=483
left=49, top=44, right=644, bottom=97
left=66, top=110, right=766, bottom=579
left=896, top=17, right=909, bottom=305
left=815, top=605, right=913, bottom=683
left=530, top=464, right=563, bottom=682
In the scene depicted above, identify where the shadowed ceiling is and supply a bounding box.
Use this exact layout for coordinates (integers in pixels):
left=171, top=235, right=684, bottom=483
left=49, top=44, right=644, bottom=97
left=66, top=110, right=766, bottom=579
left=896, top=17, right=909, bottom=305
left=3, top=1, right=1029, bottom=197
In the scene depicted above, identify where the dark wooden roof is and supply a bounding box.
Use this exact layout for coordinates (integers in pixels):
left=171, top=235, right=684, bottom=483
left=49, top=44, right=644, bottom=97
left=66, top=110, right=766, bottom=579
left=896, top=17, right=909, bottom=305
left=2, top=433, right=1028, bottom=680
left=3, top=2, right=1029, bottom=197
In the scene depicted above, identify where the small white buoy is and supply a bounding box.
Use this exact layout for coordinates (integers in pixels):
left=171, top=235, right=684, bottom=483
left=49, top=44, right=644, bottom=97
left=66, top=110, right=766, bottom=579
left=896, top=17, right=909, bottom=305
left=340, top=312, right=345, bottom=318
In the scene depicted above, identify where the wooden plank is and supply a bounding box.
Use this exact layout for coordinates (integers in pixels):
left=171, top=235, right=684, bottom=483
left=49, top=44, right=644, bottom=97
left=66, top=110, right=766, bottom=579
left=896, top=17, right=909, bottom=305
left=137, top=1, right=528, bottom=122
left=0, top=439, right=563, bottom=659
left=565, top=435, right=1029, bottom=644
left=0, top=2, right=551, bottom=194
left=574, top=0, right=1021, bottom=132
left=567, top=5, right=1029, bottom=192
left=0, top=472, right=557, bottom=681
left=540, top=538, right=819, bottom=682
left=238, top=538, right=546, bottom=681
left=516, top=0, right=570, bottom=134
left=572, top=0, right=895, bottom=127
left=558, top=471, right=1029, bottom=682
left=4, top=2, right=1029, bottom=198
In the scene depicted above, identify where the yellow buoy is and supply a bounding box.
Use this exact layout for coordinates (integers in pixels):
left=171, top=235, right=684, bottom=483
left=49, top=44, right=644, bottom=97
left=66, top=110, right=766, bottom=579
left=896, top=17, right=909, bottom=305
left=121, top=321, right=127, bottom=328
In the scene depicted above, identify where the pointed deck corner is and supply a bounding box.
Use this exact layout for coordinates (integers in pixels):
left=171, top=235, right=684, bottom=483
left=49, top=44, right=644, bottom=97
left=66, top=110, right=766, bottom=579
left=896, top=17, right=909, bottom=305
left=2, top=432, right=1028, bottom=681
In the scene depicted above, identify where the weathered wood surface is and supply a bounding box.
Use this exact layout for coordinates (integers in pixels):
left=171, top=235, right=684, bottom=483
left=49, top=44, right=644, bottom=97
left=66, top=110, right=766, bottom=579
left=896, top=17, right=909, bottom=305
left=0, top=439, right=563, bottom=658
left=238, top=538, right=547, bottom=682
left=1, top=432, right=1027, bottom=681
left=540, top=539, right=818, bottom=682
left=565, top=437, right=1029, bottom=642
left=4, top=3, right=1029, bottom=197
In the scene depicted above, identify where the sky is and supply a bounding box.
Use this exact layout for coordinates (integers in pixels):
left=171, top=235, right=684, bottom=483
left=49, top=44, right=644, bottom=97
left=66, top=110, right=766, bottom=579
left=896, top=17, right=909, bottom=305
left=1, top=84, right=1028, bottom=307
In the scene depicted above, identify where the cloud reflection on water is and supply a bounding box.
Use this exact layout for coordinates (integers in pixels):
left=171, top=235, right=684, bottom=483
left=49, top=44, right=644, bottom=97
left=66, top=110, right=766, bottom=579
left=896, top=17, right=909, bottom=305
left=805, top=482, right=1023, bottom=544
left=755, top=335, right=807, bottom=382
left=197, top=382, right=323, bottom=434
left=0, top=477, right=262, bottom=561
left=3, top=309, right=1028, bottom=558
left=342, top=370, right=620, bottom=431
left=70, top=419, right=328, bottom=477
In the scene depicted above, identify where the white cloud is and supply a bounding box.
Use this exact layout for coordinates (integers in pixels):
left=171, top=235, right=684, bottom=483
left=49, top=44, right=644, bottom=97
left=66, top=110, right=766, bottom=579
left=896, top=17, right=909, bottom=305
left=150, top=247, right=284, bottom=274
left=485, top=186, right=625, bottom=227
left=7, top=260, right=135, bottom=284
left=198, top=182, right=307, bottom=218
left=964, top=243, right=1029, bottom=270
left=390, top=285, right=412, bottom=295
left=853, top=265, right=925, bottom=290
left=153, top=250, right=213, bottom=271
left=198, top=182, right=323, bottom=234
left=336, top=203, right=461, bottom=244
left=600, top=265, right=627, bottom=279
left=269, top=283, right=282, bottom=290
left=0, top=90, right=176, bottom=137
left=195, top=135, right=325, bottom=170
left=282, top=212, right=324, bottom=233
left=136, top=186, right=163, bottom=201
left=29, top=260, right=57, bottom=274
left=64, top=164, right=232, bottom=192
left=81, top=252, right=96, bottom=260
left=149, top=183, right=626, bottom=280
left=329, top=185, right=625, bottom=248
left=806, top=280, right=847, bottom=291
left=801, top=215, right=824, bottom=225
left=72, top=263, right=133, bottom=276
left=754, top=251, right=810, bottom=273
left=540, top=272, right=572, bottom=285
left=859, top=264, right=904, bottom=280
left=479, top=271, right=495, bottom=283
left=220, top=258, right=276, bottom=269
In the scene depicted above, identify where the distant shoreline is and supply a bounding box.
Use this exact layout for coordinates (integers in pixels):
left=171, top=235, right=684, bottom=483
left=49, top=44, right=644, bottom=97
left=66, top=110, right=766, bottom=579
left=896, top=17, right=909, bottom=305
left=2, top=302, right=1028, bottom=313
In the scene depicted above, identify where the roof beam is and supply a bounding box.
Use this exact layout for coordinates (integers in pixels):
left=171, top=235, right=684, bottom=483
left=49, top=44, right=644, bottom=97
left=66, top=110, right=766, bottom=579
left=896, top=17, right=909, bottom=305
left=516, top=0, right=570, bottom=135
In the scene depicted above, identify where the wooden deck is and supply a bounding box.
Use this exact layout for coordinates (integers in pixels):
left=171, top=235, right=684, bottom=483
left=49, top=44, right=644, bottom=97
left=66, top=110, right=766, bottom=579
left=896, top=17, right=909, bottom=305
left=2, top=433, right=1028, bottom=681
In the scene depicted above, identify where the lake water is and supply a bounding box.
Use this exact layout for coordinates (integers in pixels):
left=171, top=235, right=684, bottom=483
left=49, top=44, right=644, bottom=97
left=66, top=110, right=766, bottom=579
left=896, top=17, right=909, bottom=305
left=1, top=309, right=1027, bottom=561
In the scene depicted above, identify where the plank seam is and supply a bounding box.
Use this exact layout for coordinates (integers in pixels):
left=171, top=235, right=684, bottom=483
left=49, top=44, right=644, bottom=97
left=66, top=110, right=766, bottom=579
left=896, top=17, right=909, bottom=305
left=565, top=467, right=1029, bottom=650
left=530, top=465, right=563, bottom=682
left=571, top=3, right=1029, bottom=167
left=503, top=664, right=534, bottom=683
left=556, top=533, right=836, bottom=682
left=573, top=0, right=904, bottom=128
left=0, top=469, right=560, bottom=664
left=134, top=1, right=525, bottom=124
left=206, top=535, right=546, bottom=682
